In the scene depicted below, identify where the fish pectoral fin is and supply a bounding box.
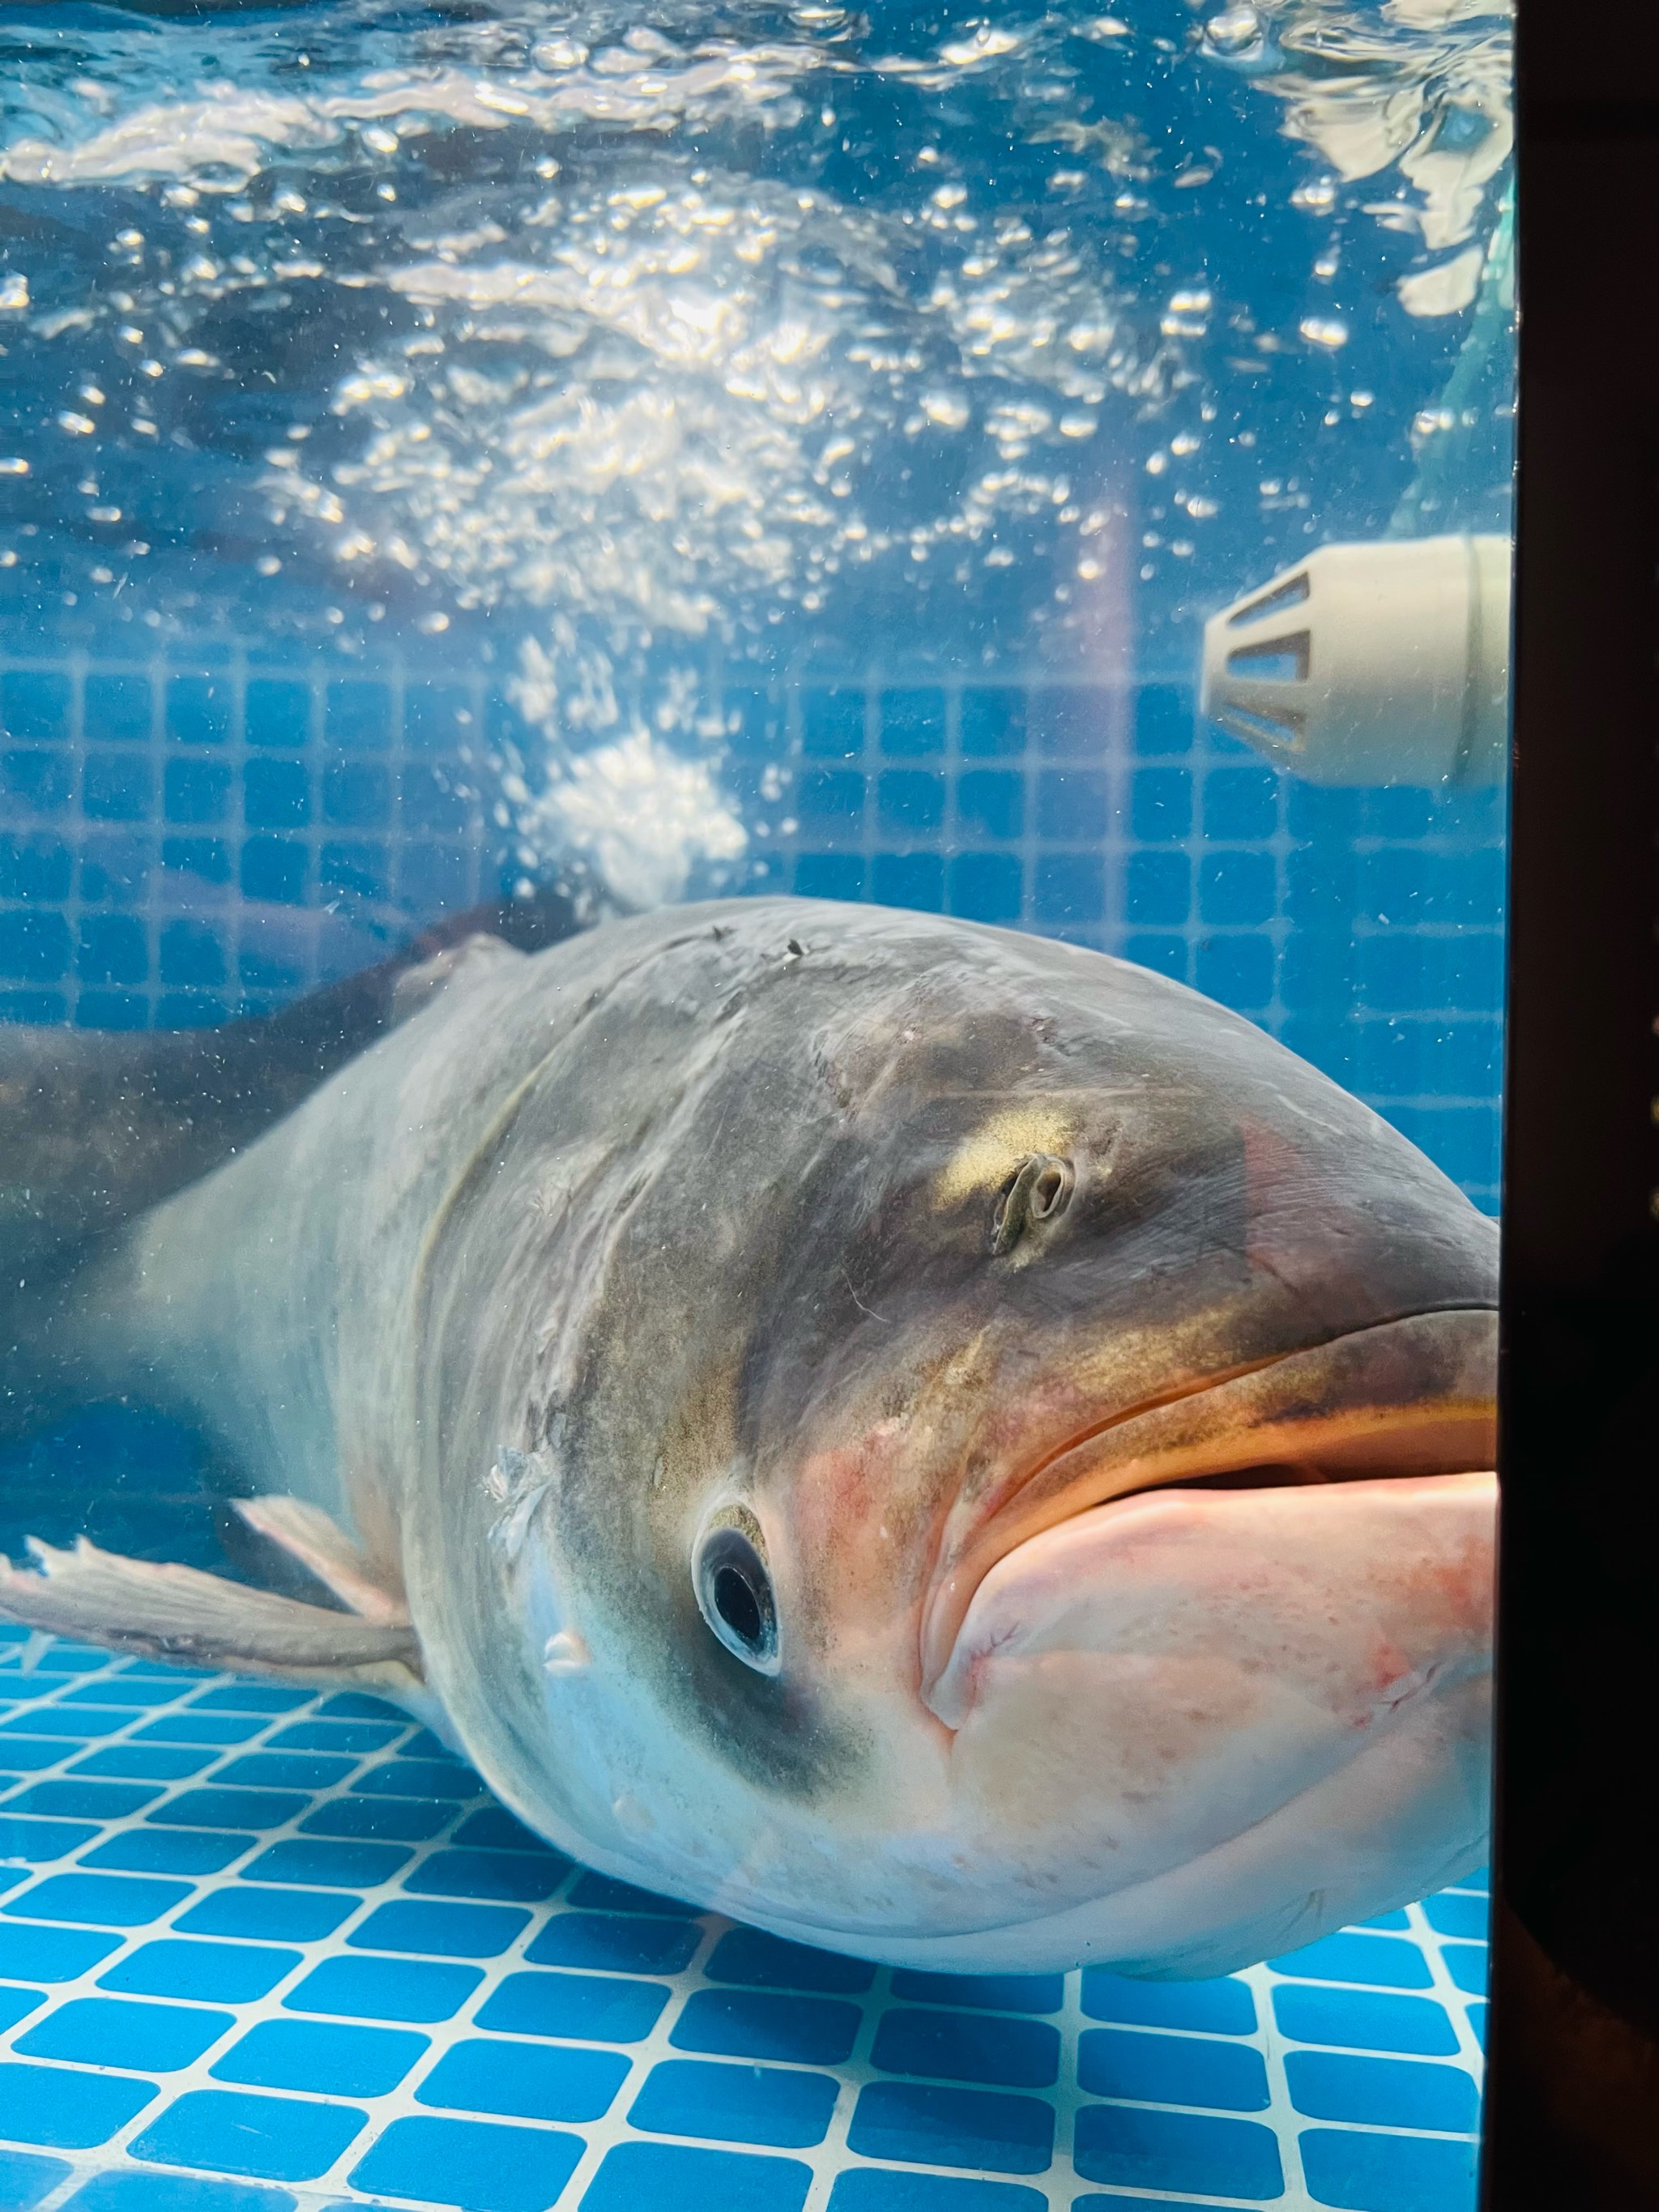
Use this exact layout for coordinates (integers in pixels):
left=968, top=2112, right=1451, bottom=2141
left=232, top=1496, right=411, bottom=1627
left=0, top=1536, right=424, bottom=1688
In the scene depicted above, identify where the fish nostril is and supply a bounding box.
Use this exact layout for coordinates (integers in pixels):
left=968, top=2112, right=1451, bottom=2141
left=1030, top=1161, right=1071, bottom=1219
left=992, top=1152, right=1076, bottom=1255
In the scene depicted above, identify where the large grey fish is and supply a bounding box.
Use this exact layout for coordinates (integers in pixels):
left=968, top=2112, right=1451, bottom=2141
left=0, top=897, right=1496, bottom=1976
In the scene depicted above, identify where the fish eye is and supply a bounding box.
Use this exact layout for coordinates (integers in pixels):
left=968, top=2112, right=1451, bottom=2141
left=991, top=1151, right=1075, bottom=1255
left=693, top=1514, right=780, bottom=1674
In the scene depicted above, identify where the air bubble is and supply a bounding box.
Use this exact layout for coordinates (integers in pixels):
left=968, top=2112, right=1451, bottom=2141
left=1204, top=6, right=1263, bottom=57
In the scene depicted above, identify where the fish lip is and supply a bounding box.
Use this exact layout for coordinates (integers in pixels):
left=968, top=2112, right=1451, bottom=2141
left=918, top=1305, right=1499, bottom=1716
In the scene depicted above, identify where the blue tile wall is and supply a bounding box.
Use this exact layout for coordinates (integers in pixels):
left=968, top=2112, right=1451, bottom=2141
left=1, top=1620, right=1488, bottom=2209
left=2, top=648, right=1503, bottom=1206
left=737, top=673, right=1505, bottom=1211
left=1, top=651, right=496, bottom=1030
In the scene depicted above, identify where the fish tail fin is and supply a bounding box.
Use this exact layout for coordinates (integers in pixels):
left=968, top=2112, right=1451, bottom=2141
left=0, top=885, right=586, bottom=1450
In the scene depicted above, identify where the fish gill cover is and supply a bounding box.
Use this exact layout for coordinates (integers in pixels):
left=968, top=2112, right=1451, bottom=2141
left=0, top=0, right=1512, bottom=907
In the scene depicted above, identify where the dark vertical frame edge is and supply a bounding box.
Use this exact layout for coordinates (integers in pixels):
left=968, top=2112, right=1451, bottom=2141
left=1486, top=0, right=1659, bottom=2203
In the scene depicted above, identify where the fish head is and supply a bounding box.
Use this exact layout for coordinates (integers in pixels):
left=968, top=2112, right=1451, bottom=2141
left=432, top=903, right=1497, bottom=1974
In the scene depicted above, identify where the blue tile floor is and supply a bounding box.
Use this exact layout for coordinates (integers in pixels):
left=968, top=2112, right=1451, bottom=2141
left=0, top=1624, right=1488, bottom=2212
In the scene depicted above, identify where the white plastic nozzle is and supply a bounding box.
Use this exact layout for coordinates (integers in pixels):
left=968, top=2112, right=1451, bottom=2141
left=1200, top=534, right=1511, bottom=786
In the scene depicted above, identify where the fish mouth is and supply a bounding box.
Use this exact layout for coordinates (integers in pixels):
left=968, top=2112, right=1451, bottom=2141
left=919, top=1305, right=1497, bottom=1715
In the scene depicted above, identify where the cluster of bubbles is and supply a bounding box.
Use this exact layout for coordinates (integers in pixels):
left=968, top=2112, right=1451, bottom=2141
left=0, top=0, right=1512, bottom=908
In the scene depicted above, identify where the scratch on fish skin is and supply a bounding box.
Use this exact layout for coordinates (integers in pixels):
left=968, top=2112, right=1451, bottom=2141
left=842, top=1269, right=889, bottom=1326
left=488, top=1445, right=557, bottom=1558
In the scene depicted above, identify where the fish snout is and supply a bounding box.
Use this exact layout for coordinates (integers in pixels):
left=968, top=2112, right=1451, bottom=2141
left=923, top=1469, right=1496, bottom=1908
left=919, top=1306, right=1498, bottom=1704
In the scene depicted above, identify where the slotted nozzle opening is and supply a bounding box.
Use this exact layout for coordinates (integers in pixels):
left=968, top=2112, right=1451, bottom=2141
left=1200, top=536, right=1511, bottom=787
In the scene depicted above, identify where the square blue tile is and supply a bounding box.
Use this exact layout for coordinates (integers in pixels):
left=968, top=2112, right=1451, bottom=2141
left=348, top=2114, right=583, bottom=2212
left=564, top=1872, right=690, bottom=1916
left=214, top=1754, right=355, bottom=1792
left=871, top=2008, right=1059, bottom=2089
left=325, top=681, right=391, bottom=751
left=1079, top=1971, right=1256, bottom=2035
left=672, top=1988, right=860, bottom=2065
left=0, top=1983, right=46, bottom=2031
left=876, top=844, right=955, bottom=916
left=1285, top=2050, right=1479, bottom=2132
left=176, top=1887, right=357, bottom=1942
left=243, top=679, right=310, bottom=749
left=0, top=1816, right=100, bottom=1860
left=1078, top=2026, right=1269, bottom=2111
left=354, top=1759, right=481, bottom=1800
left=1072, top=2104, right=1282, bottom=2201
left=889, top=1972, right=1063, bottom=2015
left=525, top=1910, right=702, bottom=1975
left=802, top=687, right=867, bottom=758
left=300, top=1795, right=450, bottom=1843
left=1072, top=2200, right=1239, bottom=2212
left=828, top=2176, right=1046, bottom=2212
left=150, top=1790, right=307, bottom=1832
left=213, top=2018, right=428, bottom=2098
left=283, top=1953, right=481, bottom=2024
left=795, top=854, right=864, bottom=901
left=267, top=1720, right=401, bottom=1755
left=164, top=758, right=232, bottom=827
left=60, top=2174, right=294, bottom=2212
left=59, top=1681, right=183, bottom=1711
left=947, top=852, right=1021, bottom=924
left=72, top=1743, right=217, bottom=1778
left=0, top=1923, right=122, bottom=1980
left=164, top=673, right=234, bottom=747
left=1272, top=1984, right=1460, bottom=2056
left=450, top=1807, right=557, bottom=1855
left=0, top=2149, right=71, bottom=2210
left=630, top=2056, right=839, bottom=2150
left=130, top=2090, right=366, bottom=2184
left=0, top=2061, right=157, bottom=2147
left=15, top=1994, right=234, bottom=2071
left=1299, top=2126, right=1478, bottom=2212
left=5, top=1873, right=190, bottom=1926
left=957, top=769, right=1023, bottom=840
left=476, top=1969, right=668, bottom=2045
left=132, top=1716, right=263, bottom=1749
left=350, top=1899, right=529, bottom=1958
left=1441, top=1942, right=1487, bottom=1995
left=240, top=1839, right=408, bottom=1888
left=82, top=1830, right=254, bottom=1877
left=83, top=754, right=154, bottom=824
left=186, top=1689, right=308, bottom=1718
left=1271, top=1932, right=1434, bottom=1988
left=580, top=2141, right=811, bottom=2212
left=417, top=2035, right=628, bottom=2124
left=1, top=1707, right=129, bottom=1740
left=403, top=1849, right=566, bottom=1902
left=0, top=1740, right=76, bottom=1771
left=99, top=1938, right=302, bottom=2003
left=704, top=1928, right=875, bottom=1994
left=847, top=2082, right=1053, bottom=2175
left=958, top=687, right=1026, bottom=758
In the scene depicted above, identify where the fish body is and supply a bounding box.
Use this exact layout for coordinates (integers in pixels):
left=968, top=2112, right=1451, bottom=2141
left=1, top=898, right=1498, bottom=1975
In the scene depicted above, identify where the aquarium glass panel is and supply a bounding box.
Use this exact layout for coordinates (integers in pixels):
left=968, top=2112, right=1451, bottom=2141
left=2, top=0, right=1510, bottom=2204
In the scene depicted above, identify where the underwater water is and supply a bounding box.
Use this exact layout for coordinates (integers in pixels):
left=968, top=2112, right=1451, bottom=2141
left=2, top=0, right=1511, bottom=2205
